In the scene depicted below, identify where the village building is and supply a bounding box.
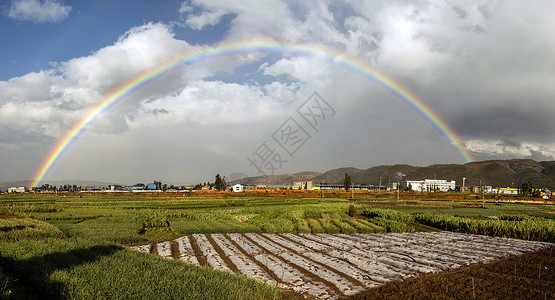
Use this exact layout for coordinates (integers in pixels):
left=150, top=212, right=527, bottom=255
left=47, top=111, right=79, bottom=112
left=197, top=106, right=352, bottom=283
left=402, top=179, right=456, bottom=192
left=232, top=184, right=244, bottom=192
left=292, top=181, right=313, bottom=190
left=8, top=186, right=26, bottom=193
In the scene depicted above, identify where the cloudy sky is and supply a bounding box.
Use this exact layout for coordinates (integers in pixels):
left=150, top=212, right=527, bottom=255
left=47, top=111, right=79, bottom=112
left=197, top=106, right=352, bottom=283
left=1, top=0, right=554, bottom=185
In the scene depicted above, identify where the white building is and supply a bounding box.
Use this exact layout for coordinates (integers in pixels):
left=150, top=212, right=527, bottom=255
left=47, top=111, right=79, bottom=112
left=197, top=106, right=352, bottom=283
left=8, top=187, right=26, bottom=193
left=232, top=184, right=244, bottom=192
left=293, top=181, right=313, bottom=190
left=402, top=179, right=455, bottom=192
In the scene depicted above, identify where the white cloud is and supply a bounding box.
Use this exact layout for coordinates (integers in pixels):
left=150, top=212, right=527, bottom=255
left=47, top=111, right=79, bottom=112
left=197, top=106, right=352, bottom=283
left=8, top=0, right=71, bottom=23
left=180, top=0, right=301, bottom=39
left=4, top=1, right=555, bottom=183
left=126, top=80, right=301, bottom=129
left=61, top=23, right=196, bottom=94
left=466, top=139, right=555, bottom=161
left=260, top=56, right=331, bottom=86
left=0, top=23, right=209, bottom=148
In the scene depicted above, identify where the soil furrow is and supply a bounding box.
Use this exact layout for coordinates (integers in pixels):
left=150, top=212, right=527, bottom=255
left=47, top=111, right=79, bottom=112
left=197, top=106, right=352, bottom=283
left=170, top=240, right=180, bottom=260
left=282, top=233, right=381, bottom=281
left=243, top=233, right=342, bottom=296
left=224, top=233, right=282, bottom=285
left=150, top=243, right=158, bottom=255
left=206, top=234, right=240, bottom=274
left=267, top=233, right=366, bottom=287
left=189, top=234, right=208, bottom=266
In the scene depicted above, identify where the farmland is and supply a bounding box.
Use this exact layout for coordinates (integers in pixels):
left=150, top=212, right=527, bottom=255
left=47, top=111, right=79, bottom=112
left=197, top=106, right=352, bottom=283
left=1, top=192, right=554, bottom=299
left=130, top=232, right=551, bottom=299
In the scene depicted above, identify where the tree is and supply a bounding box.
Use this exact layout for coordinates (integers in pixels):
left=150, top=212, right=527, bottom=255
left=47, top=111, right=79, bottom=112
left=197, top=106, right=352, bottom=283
left=344, top=173, right=352, bottom=192
left=519, top=181, right=533, bottom=197
left=214, top=174, right=225, bottom=191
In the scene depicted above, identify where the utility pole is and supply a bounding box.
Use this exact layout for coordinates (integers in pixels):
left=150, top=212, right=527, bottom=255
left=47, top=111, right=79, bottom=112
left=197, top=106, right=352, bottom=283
left=351, top=183, right=354, bottom=200
left=379, top=177, right=382, bottom=193
left=397, top=182, right=400, bottom=202
left=480, top=180, right=485, bottom=208
left=288, top=181, right=290, bottom=198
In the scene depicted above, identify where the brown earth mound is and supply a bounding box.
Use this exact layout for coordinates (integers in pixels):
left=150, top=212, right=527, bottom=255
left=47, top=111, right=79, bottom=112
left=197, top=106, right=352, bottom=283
left=343, top=246, right=554, bottom=300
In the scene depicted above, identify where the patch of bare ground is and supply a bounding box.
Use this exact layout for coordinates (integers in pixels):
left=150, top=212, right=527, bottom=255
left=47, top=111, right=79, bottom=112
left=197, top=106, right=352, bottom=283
left=0, top=213, right=19, bottom=219
left=343, top=246, right=555, bottom=300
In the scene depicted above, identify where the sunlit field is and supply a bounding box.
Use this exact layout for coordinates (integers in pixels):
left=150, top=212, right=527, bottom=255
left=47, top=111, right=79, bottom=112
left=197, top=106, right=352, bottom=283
left=1, top=193, right=553, bottom=298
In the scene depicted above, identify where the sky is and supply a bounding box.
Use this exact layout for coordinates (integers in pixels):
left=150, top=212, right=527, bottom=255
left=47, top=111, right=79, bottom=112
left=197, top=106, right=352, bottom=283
left=1, top=0, right=555, bottom=185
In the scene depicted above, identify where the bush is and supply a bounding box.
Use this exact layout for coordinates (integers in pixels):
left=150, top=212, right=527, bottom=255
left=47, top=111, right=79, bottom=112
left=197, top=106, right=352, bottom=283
left=0, top=218, right=65, bottom=242
left=331, top=219, right=357, bottom=234
left=133, top=211, right=167, bottom=230
left=318, top=219, right=341, bottom=234
left=348, top=205, right=357, bottom=217
left=296, top=219, right=311, bottom=233
left=342, top=218, right=384, bottom=233
left=366, top=217, right=415, bottom=233
left=361, top=209, right=414, bottom=222
left=307, top=219, right=324, bottom=234
left=247, top=218, right=295, bottom=233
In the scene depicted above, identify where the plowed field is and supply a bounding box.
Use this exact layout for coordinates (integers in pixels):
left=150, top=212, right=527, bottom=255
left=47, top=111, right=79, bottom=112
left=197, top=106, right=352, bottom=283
left=130, top=232, right=552, bottom=299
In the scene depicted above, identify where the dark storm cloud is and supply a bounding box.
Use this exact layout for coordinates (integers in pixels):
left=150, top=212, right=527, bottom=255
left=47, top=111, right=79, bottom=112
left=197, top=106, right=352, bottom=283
left=452, top=7, right=467, bottom=19
left=0, top=124, right=55, bottom=149
left=460, top=24, right=486, bottom=33
left=497, top=140, right=521, bottom=148
left=151, top=108, right=169, bottom=115
left=527, top=149, right=554, bottom=161
left=452, top=104, right=555, bottom=140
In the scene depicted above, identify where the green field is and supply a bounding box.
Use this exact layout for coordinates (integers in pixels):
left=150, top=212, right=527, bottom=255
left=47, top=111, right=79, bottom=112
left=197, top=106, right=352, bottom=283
left=1, top=194, right=553, bottom=299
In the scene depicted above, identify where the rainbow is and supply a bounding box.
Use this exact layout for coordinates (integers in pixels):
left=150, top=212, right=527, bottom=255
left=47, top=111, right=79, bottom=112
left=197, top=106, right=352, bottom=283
left=30, top=38, right=473, bottom=188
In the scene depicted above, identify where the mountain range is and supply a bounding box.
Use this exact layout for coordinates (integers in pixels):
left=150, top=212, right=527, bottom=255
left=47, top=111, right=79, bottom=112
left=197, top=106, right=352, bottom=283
left=3, top=159, right=554, bottom=191
left=234, top=159, right=555, bottom=189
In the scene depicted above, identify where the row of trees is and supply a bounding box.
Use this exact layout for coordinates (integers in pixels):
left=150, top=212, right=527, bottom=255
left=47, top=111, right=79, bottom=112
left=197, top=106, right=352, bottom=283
left=35, top=184, right=81, bottom=192
left=518, top=181, right=542, bottom=197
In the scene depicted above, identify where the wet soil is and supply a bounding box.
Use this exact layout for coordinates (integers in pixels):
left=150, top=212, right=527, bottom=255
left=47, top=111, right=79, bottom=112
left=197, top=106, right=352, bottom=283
left=343, top=246, right=555, bottom=300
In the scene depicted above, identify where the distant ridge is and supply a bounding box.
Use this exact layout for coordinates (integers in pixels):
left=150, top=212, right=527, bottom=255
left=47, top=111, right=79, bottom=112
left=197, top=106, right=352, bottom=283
left=0, top=180, right=118, bottom=191
left=231, top=171, right=321, bottom=185
left=3, top=159, right=554, bottom=191
left=235, top=159, right=555, bottom=189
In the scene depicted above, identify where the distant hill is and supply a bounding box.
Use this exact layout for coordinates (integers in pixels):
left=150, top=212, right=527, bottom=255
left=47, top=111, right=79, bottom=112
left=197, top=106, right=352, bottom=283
left=0, top=180, right=118, bottom=191
left=231, top=171, right=321, bottom=185
left=236, top=159, right=555, bottom=189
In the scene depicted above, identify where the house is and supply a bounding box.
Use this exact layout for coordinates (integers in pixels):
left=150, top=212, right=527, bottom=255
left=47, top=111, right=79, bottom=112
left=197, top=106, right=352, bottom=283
left=8, top=187, right=26, bottom=193
left=293, top=181, right=313, bottom=190
left=498, top=187, right=518, bottom=195
left=232, top=184, right=244, bottom=192
left=402, top=179, right=455, bottom=192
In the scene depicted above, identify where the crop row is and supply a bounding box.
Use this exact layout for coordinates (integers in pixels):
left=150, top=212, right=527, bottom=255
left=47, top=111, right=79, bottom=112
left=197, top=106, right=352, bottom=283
left=362, top=209, right=555, bottom=242
left=414, top=213, right=555, bottom=242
